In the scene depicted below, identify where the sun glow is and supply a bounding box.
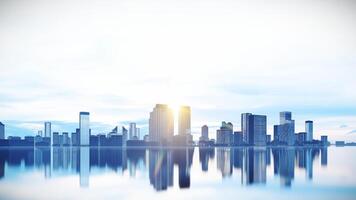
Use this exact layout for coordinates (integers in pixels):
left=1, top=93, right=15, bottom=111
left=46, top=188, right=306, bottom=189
left=169, top=103, right=180, bottom=135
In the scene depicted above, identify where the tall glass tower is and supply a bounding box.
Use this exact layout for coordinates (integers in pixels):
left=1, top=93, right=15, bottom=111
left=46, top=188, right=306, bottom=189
left=79, top=112, right=90, bottom=146
left=149, top=104, right=174, bottom=143
left=305, top=120, right=313, bottom=141
left=44, top=122, right=51, bottom=145
left=178, top=106, right=191, bottom=135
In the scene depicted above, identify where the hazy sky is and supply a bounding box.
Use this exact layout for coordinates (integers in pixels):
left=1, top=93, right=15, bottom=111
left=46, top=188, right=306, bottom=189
left=0, top=0, right=356, bottom=141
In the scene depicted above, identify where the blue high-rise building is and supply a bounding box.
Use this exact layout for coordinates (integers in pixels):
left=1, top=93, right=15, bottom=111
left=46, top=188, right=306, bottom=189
left=0, top=122, right=4, bottom=139
left=274, top=111, right=295, bottom=145
left=241, top=113, right=252, bottom=144
left=44, top=122, right=51, bottom=145
left=242, top=114, right=267, bottom=146
left=216, top=122, right=233, bottom=145
left=305, top=121, right=313, bottom=142
left=79, top=112, right=90, bottom=146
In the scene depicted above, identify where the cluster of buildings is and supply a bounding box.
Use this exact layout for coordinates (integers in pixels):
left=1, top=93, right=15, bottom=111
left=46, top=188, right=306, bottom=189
left=0, top=106, right=330, bottom=147
left=148, top=104, right=192, bottom=146
left=201, top=111, right=328, bottom=147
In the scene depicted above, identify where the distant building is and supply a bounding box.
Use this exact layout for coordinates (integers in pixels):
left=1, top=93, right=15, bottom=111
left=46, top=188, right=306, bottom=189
left=129, top=123, right=137, bottom=140
left=274, top=111, right=295, bottom=145
left=44, top=122, right=51, bottom=144
left=136, top=127, right=140, bottom=140
left=241, top=113, right=252, bottom=144
left=178, top=106, right=191, bottom=135
left=242, top=114, right=267, bottom=146
left=335, top=141, right=345, bottom=146
left=0, top=122, right=4, bottom=139
left=79, top=112, right=90, bottom=146
left=233, top=131, right=243, bottom=146
left=216, top=121, right=233, bottom=145
left=305, top=121, right=313, bottom=142
left=71, top=132, right=78, bottom=146
left=122, top=126, right=128, bottom=147
left=144, top=135, right=150, bottom=142
left=321, top=135, right=328, bottom=146
left=62, top=132, right=69, bottom=146
left=149, top=104, right=174, bottom=143
left=266, top=134, right=271, bottom=144
left=280, top=111, right=292, bottom=123
left=296, top=132, right=307, bottom=144
left=200, top=125, right=209, bottom=142
left=52, top=132, right=60, bottom=146
left=37, top=130, right=43, bottom=137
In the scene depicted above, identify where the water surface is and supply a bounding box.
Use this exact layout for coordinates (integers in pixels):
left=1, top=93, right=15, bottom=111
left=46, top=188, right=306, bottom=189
left=0, top=146, right=355, bottom=200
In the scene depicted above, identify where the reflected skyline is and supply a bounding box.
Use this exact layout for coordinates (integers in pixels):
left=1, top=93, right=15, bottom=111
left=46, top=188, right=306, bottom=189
left=0, top=146, right=327, bottom=190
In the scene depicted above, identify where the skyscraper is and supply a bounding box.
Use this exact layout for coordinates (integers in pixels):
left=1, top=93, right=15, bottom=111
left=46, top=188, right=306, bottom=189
left=79, top=112, right=90, bottom=146
left=122, top=126, right=128, bottom=147
left=280, top=111, right=292, bottom=124
left=274, top=111, right=295, bottom=145
left=242, top=114, right=267, bottom=146
left=241, top=113, right=252, bottom=144
left=216, top=122, right=233, bottom=145
left=149, top=104, right=174, bottom=143
left=129, top=123, right=137, bottom=140
left=178, top=106, right=191, bottom=135
left=0, top=122, right=4, bottom=139
left=305, top=121, right=313, bottom=141
left=44, top=122, right=51, bottom=145
left=201, top=125, right=209, bottom=141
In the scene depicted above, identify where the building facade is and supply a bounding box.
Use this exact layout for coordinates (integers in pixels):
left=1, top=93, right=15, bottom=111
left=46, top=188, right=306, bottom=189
left=178, top=106, right=191, bottom=135
left=79, top=112, right=90, bottom=146
left=274, top=111, right=295, bottom=145
left=0, top=122, right=4, bottom=139
left=242, top=114, right=267, bottom=146
left=129, top=123, right=137, bottom=140
left=201, top=125, right=209, bottom=141
left=305, top=121, right=313, bottom=141
left=149, top=104, right=174, bottom=143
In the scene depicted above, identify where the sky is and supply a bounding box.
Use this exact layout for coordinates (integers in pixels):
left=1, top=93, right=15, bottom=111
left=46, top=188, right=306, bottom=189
left=0, top=0, right=356, bottom=142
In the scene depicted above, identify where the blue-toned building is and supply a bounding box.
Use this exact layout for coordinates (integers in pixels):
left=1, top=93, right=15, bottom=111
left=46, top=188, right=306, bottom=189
left=0, top=122, right=5, bottom=139
left=274, top=111, right=295, bottom=145
left=305, top=121, right=313, bottom=142
left=216, top=122, right=233, bottom=146
left=242, top=114, right=267, bottom=146
left=79, top=112, right=90, bottom=146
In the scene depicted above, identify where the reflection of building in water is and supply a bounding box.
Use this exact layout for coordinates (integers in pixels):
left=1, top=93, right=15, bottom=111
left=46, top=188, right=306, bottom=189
left=272, top=148, right=295, bottom=187
left=173, top=148, right=194, bottom=189
left=149, top=149, right=173, bottom=191
left=232, top=148, right=243, bottom=169
left=242, top=148, right=267, bottom=185
left=80, top=147, right=89, bottom=187
left=321, top=147, right=327, bottom=166
left=127, top=148, right=146, bottom=177
left=306, top=149, right=313, bottom=180
left=295, top=148, right=320, bottom=180
left=217, top=148, right=232, bottom=177
left=0, top=146, right=329, bottom=189
left=0, top=149, right=7, bottom=179
left=199, top=147, right=214, bottom=171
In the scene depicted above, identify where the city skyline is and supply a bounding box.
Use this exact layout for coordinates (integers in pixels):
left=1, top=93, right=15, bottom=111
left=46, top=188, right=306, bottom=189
left=0, top=106, right=333, bottom=146
left=0, top=0, right=356, bottom=199
left=0, top=0, right=356, bottom=143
